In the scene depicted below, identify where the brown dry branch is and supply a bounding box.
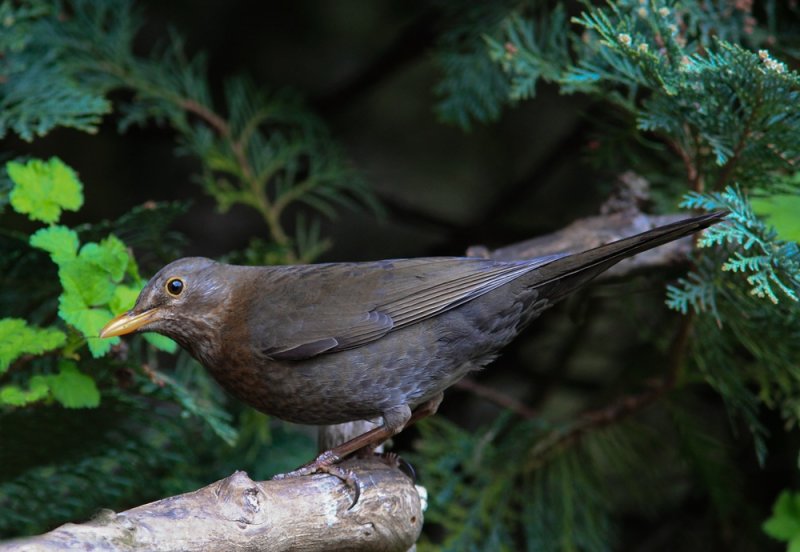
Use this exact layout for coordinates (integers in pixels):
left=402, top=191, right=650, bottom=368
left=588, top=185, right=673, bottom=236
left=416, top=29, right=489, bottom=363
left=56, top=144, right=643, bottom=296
left=468, top=210, right=697, bottom=276
left=1, top=458, right=422, bottom=552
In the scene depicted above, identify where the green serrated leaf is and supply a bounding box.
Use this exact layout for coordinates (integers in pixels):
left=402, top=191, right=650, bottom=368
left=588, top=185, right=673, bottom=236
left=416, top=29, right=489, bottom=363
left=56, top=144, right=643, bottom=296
left=143, top=333, right=178, bottom=354
left=109, top=284, right=140, bottom=315
left=7, top=157, right=84, bottom=223
left=58, top=258, right=115, bottom=307
left=58, top=292, right=117, bottom=357
left=0, top=386, right=29, bottom=407
left=29, top=225, right=79, bottom=264
left=0, top=376, right=50, bottom=406
left=80, top=235, right=130, bottom=282
left=764, top=491, right=800, bottom=541
left=0, top=318, right=66, bottom=373
left=47, top=360, right=100, bottom=408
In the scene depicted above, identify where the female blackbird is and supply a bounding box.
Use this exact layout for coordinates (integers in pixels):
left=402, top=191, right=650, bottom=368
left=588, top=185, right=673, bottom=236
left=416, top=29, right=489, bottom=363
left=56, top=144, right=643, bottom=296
left=100, top=212, right=725, bottom=482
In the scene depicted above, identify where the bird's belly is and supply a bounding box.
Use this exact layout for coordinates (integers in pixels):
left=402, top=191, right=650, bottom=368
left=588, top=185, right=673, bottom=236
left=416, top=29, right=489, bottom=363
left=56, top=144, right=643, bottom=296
left=206, top=343, right=461, bottom=426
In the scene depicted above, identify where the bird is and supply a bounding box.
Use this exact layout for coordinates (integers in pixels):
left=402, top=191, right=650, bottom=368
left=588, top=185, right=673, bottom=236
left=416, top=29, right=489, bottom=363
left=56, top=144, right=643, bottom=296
left=100, top=211, right=725, bottom=493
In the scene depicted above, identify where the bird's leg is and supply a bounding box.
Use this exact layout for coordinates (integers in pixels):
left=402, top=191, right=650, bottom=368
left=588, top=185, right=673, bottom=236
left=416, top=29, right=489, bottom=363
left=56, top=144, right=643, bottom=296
left=275, top=405, right=411, bottom=479
left=372, top=393, right=442, bottom=480
left=272, top=405, right=410, bottom=508
left=285, top=393, right=444, bottom=474
left=272, top=394, right=443, bottom=507
left=404, top=393, right=443, bottom=426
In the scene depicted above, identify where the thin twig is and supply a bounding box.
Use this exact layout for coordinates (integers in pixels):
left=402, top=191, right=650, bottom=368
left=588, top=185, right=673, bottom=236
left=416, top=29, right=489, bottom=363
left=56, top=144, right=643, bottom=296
left=180, top=98, right=231, bottom=138
left=454, top=377, right=537, bottom=419
left=528, top=311, right=695, bottom=464
left=179, top=97, right=294, bottom=257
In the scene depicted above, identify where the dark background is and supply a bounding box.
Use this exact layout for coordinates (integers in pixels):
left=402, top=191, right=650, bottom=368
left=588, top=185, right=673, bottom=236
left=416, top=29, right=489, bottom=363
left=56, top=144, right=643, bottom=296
left=5, top=1, right=601, bottom=263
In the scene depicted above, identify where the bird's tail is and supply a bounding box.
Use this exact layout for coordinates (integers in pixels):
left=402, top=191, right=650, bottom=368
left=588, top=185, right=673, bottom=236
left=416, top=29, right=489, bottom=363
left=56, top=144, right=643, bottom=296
left=526, top=211, right=728, bottom=300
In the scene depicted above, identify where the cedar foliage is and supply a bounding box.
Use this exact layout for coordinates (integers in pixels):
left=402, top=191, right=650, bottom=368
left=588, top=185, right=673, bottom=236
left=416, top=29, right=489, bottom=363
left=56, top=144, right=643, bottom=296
left=1, top=1, right=799, bottom=549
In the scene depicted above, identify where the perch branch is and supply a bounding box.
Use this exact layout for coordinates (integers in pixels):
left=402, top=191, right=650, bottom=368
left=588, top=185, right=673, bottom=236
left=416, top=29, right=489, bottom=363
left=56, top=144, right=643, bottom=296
left=1, top=459, right=422, bottom=552
left=467, top=210, right=698, bottom=277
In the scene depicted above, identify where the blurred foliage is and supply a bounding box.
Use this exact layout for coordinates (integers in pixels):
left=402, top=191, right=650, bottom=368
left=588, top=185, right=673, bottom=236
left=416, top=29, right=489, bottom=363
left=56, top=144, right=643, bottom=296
left=0, top=0, right=378, bottom=264
left=764, top=490, right=800, bottom=552
left=1, top=0, right=800, bottom=549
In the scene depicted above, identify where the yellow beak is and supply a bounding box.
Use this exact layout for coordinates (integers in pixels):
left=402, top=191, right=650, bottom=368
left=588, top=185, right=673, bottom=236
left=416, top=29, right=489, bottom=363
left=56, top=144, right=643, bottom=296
left=99, top=308, right=161, bottom=338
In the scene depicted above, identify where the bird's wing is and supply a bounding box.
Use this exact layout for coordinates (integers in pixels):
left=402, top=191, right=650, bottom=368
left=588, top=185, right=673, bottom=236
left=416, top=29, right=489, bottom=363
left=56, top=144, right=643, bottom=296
left=257, top=255, right=562, bottom=361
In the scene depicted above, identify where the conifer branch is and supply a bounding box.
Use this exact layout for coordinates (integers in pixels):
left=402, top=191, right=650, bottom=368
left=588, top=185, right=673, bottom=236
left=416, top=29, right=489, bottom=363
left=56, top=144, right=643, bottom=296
left=714, top=96, right=760, bottom=190
left=176, top=98, right=294, bottom=256
left=179, top=98, right=231, bottom=139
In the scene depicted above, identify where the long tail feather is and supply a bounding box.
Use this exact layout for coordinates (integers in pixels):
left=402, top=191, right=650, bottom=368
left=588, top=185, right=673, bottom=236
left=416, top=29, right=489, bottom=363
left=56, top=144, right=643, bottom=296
left=527, top=211, right=728, bottom=299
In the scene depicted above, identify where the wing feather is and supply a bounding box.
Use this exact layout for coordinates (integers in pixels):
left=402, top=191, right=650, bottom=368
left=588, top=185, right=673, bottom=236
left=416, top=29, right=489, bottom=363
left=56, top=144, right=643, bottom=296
left=260, top=255, right=562, bottom=361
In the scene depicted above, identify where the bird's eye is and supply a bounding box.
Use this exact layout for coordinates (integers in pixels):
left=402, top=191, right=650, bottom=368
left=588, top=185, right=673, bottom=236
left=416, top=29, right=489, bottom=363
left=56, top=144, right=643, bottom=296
left=166, top=277, right=184, bottom=296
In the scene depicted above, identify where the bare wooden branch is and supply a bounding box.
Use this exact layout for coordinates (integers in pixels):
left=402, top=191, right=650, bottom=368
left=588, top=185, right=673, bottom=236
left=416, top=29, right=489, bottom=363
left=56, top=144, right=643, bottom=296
left=466, top=210, right=696, bottom=278
left=1, top=459, right=422, bottom=552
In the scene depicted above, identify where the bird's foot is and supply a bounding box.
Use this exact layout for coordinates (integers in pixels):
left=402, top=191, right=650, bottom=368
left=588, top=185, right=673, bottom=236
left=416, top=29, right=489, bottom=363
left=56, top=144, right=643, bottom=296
left=272, top=450, right=361, bottom=509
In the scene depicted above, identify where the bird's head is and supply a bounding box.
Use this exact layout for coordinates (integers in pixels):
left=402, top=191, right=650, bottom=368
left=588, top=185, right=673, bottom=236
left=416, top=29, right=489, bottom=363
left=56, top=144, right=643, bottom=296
left=99, top=257, right=233, bottom=346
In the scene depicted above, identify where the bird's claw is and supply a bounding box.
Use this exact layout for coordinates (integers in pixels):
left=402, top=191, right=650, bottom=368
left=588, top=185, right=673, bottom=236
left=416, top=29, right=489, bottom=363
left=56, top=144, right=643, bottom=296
left=272, top=451, right=361, bottom=509
left=375, top=451, right=416, bottom=482
left=318, top=464, right=361, bottom=509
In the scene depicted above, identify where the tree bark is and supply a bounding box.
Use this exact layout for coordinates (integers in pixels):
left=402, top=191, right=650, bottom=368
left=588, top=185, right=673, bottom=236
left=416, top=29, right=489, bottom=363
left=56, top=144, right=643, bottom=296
left=1, top=458, right=422, bottom=552
left=467, top=212, right=696, bottom=277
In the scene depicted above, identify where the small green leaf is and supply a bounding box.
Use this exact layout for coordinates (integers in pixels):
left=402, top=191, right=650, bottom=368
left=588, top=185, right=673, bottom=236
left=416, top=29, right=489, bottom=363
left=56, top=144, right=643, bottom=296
left=143, top=333, right=178, bottom=353
left=80, top=235, right=130, bottom=282
left=7, top=157, right=84, bottom=223
left=109, top=284, right=140, bottom=315
left=58, top=291, right=117, bottom=357
left=59, top=258, right=116, bottom=307
left=0, top=318, right=66, bottom=373
left=0, top=385, right=29, bottom=407
left=764, top=516, right=800, bottom=541
left=47, top=360, right=100, bottom=408
left=764, top=491, right=800, bottom=542
left=0, top=376, right=50, bottom=406
left=29, top=225, right=80, bottom=264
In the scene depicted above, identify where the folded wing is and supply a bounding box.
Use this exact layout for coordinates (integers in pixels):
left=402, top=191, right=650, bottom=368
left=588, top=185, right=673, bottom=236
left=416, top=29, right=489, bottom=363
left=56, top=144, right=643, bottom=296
left=258, top=255, right=562, bottom=361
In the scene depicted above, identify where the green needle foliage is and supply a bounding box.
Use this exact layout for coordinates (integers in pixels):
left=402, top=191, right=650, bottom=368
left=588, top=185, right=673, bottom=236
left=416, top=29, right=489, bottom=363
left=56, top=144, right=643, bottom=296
left=422, top=0, right=800, bottom=549
left=1, top=0, right=377, bottom=263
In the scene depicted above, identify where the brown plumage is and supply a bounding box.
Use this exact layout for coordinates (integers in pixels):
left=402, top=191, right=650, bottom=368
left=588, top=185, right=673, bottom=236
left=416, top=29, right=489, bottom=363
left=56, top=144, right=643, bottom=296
left=100, top=211, right=726, bottom=481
